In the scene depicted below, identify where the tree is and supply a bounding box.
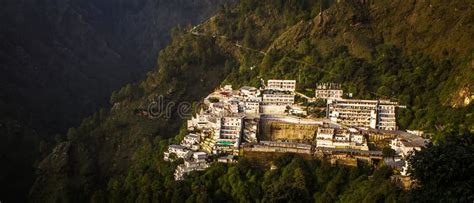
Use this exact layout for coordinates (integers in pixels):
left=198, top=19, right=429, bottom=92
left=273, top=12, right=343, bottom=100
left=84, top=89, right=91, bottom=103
left=382, top=146, right=396, bottom=158
left=407, top=131, right=474, bottom=202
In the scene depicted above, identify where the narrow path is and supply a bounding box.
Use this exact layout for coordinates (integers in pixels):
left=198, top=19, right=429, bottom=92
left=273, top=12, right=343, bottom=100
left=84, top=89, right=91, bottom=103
left=190, top=24, right=267, bottom=56
left=294, top=91, right=311, bottom=99
left=189, top=24, right=393, bottom=100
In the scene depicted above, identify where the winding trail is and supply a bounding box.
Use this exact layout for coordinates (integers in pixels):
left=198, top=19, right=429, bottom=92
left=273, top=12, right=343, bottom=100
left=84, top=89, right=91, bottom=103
left=188, top=24, right=394, bottom=100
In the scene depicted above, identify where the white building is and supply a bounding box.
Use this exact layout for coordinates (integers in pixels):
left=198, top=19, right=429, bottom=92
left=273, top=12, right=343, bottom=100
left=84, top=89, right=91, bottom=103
left=244, top=101, right=260, bottom=114
left=164, top=144, right=192, bottom=161
left=222, top=85, right=233, bottom=92
left=225, top=99, right=240, bottom=114
left=316, top=139, right=334, bottom=148
left=209, top=102, right=226, bottom=115
left=288, top=106, right=307, bottom=116
left=192, top=151, right=208, bottom=162
left=351, top=133, right=364, bottom=145
left=317, top=127, right=335, bottom=140
left=390, top=136, right=428, bottom=158
left=240, top=86, right=259, bottom=96
left=406, top=130, right=424, bottom=137
left=217, top=155, right=237, bottom=163
left=389, top=133, right=429, bottom=176
left=258, top=87, right=294, bottom=114
left=266, top=79, right=296, bottom=92
left=333, top=130, right=352, bottom=148
left=243, top=118, right=258, bottom=143
left=188, top=110, right=213, bottom=130
left=327, top=99, right=400, bottom=131
left=174, top=160, right=210, bottom=180
left=315, top=83, right=343, bottom=99
left=181, top=133, right=201, bottom=151
left=316, top=127, right=366, bottom=149
left=262, top=92, right=295, bottom=106
left=316, top=127, right=335, bottom=148
left=214, top=116, right=244, bottom=154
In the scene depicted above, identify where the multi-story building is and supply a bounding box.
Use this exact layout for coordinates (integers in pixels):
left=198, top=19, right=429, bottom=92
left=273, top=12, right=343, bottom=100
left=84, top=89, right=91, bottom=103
left=192, top=151, right=208, bottom=162
left=389, top=133, right=429, bottom=176
left=240, top=86, right=259, bottom=96
left=174, top=160, right=209, bottom=180
left=316, top=127, right=366, bottom=149
left=327, top=99, right=400, bottom=131
left=217, top=155, right=238, bottom=163
left=316, top=127, right=335, bottom=140
left=243, top=118, right=258, bottom=143
left=214, top=116, right=244, bottom=154
left=315, top=83, right=343, bottom=99
left=266, top=79, right=296, bottom=92
left=390, top=134, right=429, bottom=158
left=225, top=99, right=240, bottom=114
left=181, top=133, right=201, bottom=150
left=316, top=127, right=335, bottom=148
left=188, top=109, right=219, bottom=130
left=164, top=144, right=192, bottom=161
left=261, top=89, right=295, bottom=114
left=244, top=101, right=260, bottom=114
left=262, top=91, right=295, bottom=106
left=351, top=133, right=364, bottom=144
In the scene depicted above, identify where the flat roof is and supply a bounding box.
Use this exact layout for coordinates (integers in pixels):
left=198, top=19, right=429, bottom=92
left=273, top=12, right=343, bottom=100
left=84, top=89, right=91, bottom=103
left=186, top=134, right=198, bottom=138
left=169, top=144, right=187, bottom=149
left=331, top=98, right=398, bottom=105
left=240, top=86, right=257, bottom=91
left=268, top=79, right=296, bottom=82
left=396, top=131, right=430, bottom=147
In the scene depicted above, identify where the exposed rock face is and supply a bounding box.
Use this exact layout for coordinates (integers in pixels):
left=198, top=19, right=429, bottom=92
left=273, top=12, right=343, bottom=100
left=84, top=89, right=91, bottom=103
left=452, top=85, right=473, bottom=107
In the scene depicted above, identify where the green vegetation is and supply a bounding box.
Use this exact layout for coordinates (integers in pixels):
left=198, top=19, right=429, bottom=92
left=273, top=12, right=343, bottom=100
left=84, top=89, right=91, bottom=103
left=106, top=151, right=402, bottom=202
left=213, top=0, right=473, bottom=135
left=0, top=1, right=230, bottom=201
left=31, top=0, right=473, bottom=202
left=406, top=131, right=474, bottom=202
left=101, top=131, right=474, bottom=203
left=382, top=146, right=396, bottom=158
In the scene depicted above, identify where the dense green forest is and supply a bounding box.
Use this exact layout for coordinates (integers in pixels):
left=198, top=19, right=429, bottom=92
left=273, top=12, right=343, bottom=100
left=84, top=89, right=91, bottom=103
left=96, top=130, right=473, bottom=202
left=105, top=145, right=404, bottom=202
left=30, top=0, right=473, bottom=202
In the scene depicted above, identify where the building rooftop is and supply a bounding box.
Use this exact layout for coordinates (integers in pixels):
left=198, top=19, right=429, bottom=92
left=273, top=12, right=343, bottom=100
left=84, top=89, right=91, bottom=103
left=268, top=79, right=296, bottom=83
left=240, top=86, right=257, bottom=91
left=329, top=98, right=399, bottom=105
left=186, top=133, right=198, bottom=137
left=169, top=144, right=187, bottom=150
left=193, top=151, right=207, bottom=156
left=316, top=83, right=341, bottom=90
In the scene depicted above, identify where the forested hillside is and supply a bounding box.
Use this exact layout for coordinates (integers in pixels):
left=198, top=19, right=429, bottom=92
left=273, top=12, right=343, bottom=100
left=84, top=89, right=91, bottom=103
left=31, top=0, right=473, bottom=202
left=0, top=0, right=230, bottom=201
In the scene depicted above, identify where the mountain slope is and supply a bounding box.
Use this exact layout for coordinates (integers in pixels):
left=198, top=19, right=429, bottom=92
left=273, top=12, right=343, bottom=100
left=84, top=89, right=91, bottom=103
left=30, top=30, right=233, bottom=202
left=0, top=0, right=230, bottom=135
left=31, top=0, right=473, bottom=201
left=0, top=0, right=230, bottom=201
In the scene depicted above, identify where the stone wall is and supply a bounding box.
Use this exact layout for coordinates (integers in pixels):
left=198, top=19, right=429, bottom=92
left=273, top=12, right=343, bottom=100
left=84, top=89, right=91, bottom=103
left=259, top=120, right=318, bottom=141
